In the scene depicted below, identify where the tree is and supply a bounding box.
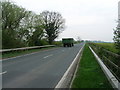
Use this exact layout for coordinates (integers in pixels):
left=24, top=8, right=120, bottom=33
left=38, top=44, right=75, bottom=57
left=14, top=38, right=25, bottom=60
left=28, top=14, right=44, bottom=46
left=41, top=11, right=65, bottom=44
left=2, top=1, right=65, bottom=48
left=113, top=27, right=120, bottom=54
left=2, top=1, right=27, bottom=34
left=2, top=1, right=28, bottom=48
left=18, top=11, right=36, bottom=45
left=2, top=1, right=46, bottom=48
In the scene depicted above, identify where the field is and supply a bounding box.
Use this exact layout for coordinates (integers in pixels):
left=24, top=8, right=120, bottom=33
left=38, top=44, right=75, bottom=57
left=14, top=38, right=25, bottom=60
left=72, top=44, right=113, bottom=88
left=94, top=43, right=118, bottom=53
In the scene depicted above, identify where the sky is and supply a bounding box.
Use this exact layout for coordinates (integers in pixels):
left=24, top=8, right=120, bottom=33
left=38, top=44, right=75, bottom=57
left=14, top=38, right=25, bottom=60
left=11, top=0, right=119, bottom=42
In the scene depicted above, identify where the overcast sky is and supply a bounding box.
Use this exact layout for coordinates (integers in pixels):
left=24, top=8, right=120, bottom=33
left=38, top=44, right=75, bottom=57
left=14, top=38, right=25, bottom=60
left=11, top=0, right=119, bottom=42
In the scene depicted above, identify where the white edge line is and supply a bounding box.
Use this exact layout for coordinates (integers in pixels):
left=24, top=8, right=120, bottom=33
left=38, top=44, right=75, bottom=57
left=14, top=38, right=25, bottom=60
left=89, top=46, right=120, bottom=89
left=55, top=43, right=85, bottom=88
left=0, top=71, right=7, bottom=75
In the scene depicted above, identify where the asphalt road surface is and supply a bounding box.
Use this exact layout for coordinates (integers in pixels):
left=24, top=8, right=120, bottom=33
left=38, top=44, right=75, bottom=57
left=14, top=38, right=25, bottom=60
left=2, top=43, right=84, bottom=88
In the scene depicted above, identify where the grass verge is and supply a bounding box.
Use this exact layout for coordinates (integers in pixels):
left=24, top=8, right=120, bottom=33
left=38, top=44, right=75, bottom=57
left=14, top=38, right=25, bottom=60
left=2, top=46, right=57, bottom=59
left=72, top=44, right=113, bottom=89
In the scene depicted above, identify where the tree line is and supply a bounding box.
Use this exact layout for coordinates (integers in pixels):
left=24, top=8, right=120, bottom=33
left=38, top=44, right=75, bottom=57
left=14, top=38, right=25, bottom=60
left=2, top=1, right=65, bottom=49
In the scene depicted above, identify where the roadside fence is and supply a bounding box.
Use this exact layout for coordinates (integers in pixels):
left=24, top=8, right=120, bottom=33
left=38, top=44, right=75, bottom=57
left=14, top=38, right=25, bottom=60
left=89, top=43, right=120, bottom=82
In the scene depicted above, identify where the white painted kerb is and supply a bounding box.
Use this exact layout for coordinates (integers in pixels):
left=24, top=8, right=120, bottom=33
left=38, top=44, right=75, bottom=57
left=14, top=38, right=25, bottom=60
left=55, top=43, right=85, bottom=88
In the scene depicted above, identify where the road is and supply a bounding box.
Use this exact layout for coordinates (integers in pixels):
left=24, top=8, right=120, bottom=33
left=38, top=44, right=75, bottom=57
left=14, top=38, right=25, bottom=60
left=2, top=43, right=84, bottom=88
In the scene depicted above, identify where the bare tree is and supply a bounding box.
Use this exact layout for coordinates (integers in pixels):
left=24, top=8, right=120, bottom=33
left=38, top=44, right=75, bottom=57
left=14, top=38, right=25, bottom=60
left=41, top=11, right=65, bottom=44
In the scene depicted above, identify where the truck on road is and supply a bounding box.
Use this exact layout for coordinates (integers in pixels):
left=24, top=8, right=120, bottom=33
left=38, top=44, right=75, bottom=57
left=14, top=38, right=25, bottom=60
left=62, top=38, right=74, bottom=47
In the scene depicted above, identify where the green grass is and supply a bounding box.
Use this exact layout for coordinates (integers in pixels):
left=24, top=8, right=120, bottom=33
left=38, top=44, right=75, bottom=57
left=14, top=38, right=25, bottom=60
left=72, top=44, right=113, bottom=89
left=2, top=47, right=57, bottom=59
left=95, top=43, right=118, bottom=53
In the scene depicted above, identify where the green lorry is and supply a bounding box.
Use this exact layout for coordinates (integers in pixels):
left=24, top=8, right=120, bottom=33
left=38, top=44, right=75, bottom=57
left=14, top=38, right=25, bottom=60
left=62, top=38, right=74, bottom=47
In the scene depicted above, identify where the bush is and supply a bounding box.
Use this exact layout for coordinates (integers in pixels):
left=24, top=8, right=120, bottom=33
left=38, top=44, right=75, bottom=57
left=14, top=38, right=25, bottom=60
left=53, top=41, right=62, bottom=46
left=39, top=39, right=49, bottom=45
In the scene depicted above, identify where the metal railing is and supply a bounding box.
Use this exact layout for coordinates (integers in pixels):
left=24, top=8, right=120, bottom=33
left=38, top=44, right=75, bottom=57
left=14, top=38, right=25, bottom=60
left=89, top=43, right=120, bottom=82
left=0, top=45, right=56, bottom=53
left=89, top=46, right=120, bottom=90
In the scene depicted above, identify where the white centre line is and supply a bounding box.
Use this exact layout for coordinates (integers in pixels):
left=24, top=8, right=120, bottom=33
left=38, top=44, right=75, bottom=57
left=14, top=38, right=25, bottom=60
left=0, top=71, right=7, bottom=75
left=43, top=54, right=53, bottom=59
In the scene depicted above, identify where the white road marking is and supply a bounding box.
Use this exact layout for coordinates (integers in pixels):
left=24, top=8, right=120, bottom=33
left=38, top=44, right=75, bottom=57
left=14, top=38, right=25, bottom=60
left=0, top=71, right=7, bottom=75
left=43, top=54, right=53, bottom=59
